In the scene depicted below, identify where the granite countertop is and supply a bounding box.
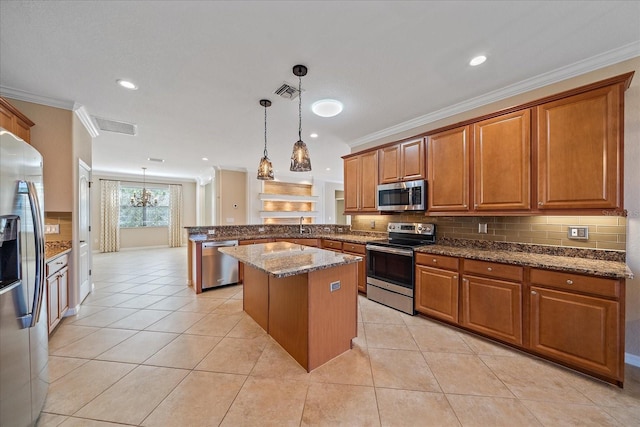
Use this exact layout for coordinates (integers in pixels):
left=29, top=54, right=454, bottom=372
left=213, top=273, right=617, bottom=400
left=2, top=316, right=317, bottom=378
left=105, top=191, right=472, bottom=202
left=45, top=241, right=72, bottom=261
left=189, top=233, right=380, bottom=245
left=415, top=244, right=633, bottom=279
left=219, top=241, right=362, bottom=278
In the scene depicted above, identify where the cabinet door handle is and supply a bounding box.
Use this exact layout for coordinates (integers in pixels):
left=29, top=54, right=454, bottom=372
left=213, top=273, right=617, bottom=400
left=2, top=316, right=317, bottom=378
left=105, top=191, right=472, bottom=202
left=487, top=267, right=492, bottom=272
left=463, top=204, right=468, bottom=208
left=531, top=290, right=537, bottom=295
left=432, top=259, right=437, bottom=263
left=453, top=276, right=457, bottom=279
left=538, top=202, right=543, bottom=206
left=566, top=279, right=573, bottom=285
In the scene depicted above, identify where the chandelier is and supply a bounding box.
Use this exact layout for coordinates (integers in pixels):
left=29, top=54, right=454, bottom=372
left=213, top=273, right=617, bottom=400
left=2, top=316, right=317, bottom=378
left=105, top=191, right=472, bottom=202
left=130, top=167, right=158, bottom=207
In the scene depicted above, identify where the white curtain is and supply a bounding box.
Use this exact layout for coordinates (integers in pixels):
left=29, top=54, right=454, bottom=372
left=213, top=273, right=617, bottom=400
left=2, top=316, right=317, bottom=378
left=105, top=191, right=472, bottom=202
left=168, top=184, right=183, bottom=247
left=100, top=180, right=120, bottom=252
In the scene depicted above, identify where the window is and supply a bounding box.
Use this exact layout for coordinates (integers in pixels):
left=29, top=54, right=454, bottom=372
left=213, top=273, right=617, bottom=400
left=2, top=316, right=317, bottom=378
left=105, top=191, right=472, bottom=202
left=119, top=186, right=170, bottom=227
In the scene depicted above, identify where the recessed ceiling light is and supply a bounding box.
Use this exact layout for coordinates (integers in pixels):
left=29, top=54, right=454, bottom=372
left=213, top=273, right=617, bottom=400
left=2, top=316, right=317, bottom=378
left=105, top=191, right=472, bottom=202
left=117, top=79, right=138, bottom=90
left=202, top=157, right=208, bottom=161
left=469, top=55, right=487, bottom=66
left=312, top=99, right=343, bottom=117
left=310, top=133, right=318, bottom=138
left=325, top=167, right=331, bottom=171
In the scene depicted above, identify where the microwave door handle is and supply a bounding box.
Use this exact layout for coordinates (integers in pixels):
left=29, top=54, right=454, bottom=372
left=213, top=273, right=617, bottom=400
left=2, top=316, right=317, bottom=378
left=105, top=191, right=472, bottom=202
left=23, top=181, right=46, bottom=328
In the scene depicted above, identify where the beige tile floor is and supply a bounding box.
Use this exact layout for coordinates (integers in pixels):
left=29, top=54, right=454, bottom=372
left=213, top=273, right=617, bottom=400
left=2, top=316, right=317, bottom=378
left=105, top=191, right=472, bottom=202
left=38, top=247, right=640, bottom=426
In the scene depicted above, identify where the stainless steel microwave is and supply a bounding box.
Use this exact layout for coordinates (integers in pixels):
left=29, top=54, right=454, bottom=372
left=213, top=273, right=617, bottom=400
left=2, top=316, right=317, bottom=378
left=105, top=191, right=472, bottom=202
left=376, top=179, right=426, bottom=211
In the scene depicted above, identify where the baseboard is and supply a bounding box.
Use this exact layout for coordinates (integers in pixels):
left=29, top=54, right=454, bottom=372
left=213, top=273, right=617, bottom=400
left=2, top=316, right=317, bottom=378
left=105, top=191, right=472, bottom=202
left=625, top=352, right=640, bottom=367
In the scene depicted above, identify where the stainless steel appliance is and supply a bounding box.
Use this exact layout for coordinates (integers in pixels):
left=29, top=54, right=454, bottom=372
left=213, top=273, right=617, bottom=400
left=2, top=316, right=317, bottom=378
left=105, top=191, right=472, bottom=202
left=202, top=240, right=239, bottom=290
left=366, top=222, right=435, bottom=315
left=0, top=129, right=48, bottom=426
left=376, top=179, right=426, bottom=212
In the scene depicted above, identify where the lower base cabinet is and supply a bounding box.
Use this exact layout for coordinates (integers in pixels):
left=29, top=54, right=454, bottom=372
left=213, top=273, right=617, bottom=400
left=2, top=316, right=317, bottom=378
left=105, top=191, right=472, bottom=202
left=415, top=265, right=459, bottom=323
left=47, top=253, right=69, bottom=333
left=529, top=269, right=622, bottom=384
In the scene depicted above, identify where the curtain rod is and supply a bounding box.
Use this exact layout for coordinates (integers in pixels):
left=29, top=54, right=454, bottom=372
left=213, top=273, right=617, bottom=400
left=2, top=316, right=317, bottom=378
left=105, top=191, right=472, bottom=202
left=99, top=178, right=183, bottom=187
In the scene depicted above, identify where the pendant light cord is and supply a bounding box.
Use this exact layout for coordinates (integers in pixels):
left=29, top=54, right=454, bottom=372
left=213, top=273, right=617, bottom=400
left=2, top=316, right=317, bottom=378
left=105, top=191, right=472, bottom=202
left=264, top=103, right=268, bottom=157
left=298, top=74, right=302, bottom=142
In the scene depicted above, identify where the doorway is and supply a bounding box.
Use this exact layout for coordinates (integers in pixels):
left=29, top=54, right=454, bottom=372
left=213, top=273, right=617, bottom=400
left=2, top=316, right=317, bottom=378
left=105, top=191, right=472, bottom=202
left=78, top=160, right=92, bottom=302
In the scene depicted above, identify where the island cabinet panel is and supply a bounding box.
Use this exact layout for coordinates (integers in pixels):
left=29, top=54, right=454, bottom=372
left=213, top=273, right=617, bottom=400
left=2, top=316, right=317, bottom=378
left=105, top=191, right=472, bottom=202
left=415, top=264, right=459, bottom=323
left=473, top=110, right=531, bottom=211
left=268, top=273, right=310, bottom=369
left=343, top=151, right=378, bottom=213
left=307, top=264, right=358, bottom=371
left=536, top=84, right=622, bottom=210
left=529, top=287, right=621, bottom=382
left=238, top=239, right=273, bottom=284
left=243, top=266, right=270, bottom=331
left=427, top=125, right=471, bottom=212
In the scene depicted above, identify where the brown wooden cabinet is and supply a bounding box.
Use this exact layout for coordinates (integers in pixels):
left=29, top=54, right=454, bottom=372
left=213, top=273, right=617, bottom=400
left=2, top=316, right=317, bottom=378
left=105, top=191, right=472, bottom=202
left=414, top=253, right=460, bottom=323
left=0, top=97, right=34, bottom=143
left=238, top=239, right=273, bottom=284
left=46, top=253, right=69, bottom=333
left=473, top=110, right=531, bottom=211
left=536, top=83, right=623, bottom=210
left=460, top=260, right=523, bottom=346
left=427, top=126, right=471, bottom=212
left=343, top=151, right=378, bottom=213
left=529, top=268, right=623, bottom=384
left=279, top=238, right=319, bottom=247
left=378, top=138, right=425, bottom=184
left=322, top=239, right=366, bottom=294
left=342, top=242, right=366, bottom=294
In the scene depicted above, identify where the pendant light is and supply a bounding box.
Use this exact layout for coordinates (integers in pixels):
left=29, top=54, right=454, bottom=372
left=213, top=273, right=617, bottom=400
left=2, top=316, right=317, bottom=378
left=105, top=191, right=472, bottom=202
left=257, top=99, right=274, bottom=180
left=290, top=64, right=311, bottom=172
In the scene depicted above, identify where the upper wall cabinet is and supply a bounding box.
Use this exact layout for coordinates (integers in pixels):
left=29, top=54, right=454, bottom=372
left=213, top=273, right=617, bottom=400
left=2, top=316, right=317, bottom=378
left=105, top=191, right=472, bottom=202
left=378, top=138, right=426, bottom=184
left=536, top=84, right=623, bottom=210
left=427, top=126, right=470, bottom=212
left=474, top=109, right=531, bottom=211
left=0, top=97, right=34, bottom=143
left=344, top=150, right=378, bottom=214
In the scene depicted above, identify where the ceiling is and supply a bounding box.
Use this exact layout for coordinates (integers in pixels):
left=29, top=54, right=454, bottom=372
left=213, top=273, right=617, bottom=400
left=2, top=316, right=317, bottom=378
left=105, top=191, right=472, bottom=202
left=1, top=1, right=639, bottom=183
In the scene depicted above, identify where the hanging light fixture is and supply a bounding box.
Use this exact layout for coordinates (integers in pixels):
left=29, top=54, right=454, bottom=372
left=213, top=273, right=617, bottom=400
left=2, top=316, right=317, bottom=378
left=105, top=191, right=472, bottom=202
left=130, top=167, right=158, bottom=207
left=290, top=64, right=311, bottom=172
left=257, top=99, right=274, bottom=180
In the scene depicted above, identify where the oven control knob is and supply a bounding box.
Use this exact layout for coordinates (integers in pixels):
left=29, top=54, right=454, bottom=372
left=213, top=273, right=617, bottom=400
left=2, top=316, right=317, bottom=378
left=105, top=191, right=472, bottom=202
left=417, top=225, right=423, bottom=231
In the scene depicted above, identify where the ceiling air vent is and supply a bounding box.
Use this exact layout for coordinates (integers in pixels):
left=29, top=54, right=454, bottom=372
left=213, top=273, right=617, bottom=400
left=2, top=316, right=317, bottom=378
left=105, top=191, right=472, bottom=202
left=274, top=82, right=301, bottom=100
left=91, top=116, right=137, bottom=136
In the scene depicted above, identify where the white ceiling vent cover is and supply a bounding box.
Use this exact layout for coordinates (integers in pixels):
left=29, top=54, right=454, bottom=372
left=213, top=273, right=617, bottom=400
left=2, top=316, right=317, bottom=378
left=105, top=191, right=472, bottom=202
left=92, top=116, right=137, bottom=136
left=274, top=82, right=301, bottom=100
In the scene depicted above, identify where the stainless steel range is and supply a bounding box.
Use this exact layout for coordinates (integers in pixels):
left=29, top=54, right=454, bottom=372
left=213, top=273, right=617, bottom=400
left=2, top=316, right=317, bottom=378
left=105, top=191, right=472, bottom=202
left=366, top=222, right=436, bottom=315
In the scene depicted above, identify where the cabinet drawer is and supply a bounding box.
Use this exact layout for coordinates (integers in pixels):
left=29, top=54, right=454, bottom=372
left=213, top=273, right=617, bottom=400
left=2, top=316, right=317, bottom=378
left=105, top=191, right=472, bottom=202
left=46, top=254, right=68, bottom=277
left=322, top=239, right=343, bottom=251
left=463, top=259, right=523, bottom=282
left=415, top=253, right=459, bottom=271
left=530, top=269, right=620, bottom=299
left=343, top=242, right=365, bottom=254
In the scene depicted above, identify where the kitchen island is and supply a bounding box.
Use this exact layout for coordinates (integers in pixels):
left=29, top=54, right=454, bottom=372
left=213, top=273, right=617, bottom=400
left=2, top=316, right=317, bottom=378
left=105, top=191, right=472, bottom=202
left=219, top=241, right=362, bottom=372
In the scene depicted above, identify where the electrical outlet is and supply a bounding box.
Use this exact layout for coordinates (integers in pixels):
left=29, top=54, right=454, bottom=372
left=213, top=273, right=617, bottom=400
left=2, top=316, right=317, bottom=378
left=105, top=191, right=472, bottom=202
left=44, top=224, right=60, bottom=234
left=370, top=221, right=376, bottom=229
left=207, top=229, right=216, bottom=235
left=567, top=226, right=589, bottom=240
left=258, top=227, right=265, bottom=233
left=323, top=227, right=330, bottom=232
left=330, top=281, right=341, bottom=292
left=478, top=223, right=487, bottom=234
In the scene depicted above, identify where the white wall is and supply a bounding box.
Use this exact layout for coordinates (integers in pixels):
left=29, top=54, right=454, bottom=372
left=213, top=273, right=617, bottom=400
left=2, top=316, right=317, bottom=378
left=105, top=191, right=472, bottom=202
left=91, top=173, right=197, bottom=250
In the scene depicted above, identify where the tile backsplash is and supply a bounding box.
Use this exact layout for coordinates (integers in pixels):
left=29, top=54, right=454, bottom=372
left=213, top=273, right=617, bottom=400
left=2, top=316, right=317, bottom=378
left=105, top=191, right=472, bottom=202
left=351, top=213, right=627, bottom=251
left=44, top=211, right=72, bottom=242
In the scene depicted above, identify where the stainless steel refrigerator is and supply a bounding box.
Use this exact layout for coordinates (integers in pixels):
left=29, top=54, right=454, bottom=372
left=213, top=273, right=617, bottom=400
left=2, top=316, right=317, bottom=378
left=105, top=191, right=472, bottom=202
left=0, top=128, right=48, bottom=426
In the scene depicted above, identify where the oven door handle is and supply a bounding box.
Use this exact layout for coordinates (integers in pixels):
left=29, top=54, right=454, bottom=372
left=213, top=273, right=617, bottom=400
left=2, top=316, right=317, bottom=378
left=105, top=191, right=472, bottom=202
left=366, top=244, right=413, bottom=257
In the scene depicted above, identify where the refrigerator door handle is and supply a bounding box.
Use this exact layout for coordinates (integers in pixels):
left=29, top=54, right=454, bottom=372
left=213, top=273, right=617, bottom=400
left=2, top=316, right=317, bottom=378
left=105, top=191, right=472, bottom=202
left=22, top=180, right=46, bottom=328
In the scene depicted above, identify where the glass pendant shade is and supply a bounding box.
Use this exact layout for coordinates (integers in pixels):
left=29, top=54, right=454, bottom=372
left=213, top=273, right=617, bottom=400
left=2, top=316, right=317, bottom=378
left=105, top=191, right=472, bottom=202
left=257, top=99, right=274, bottom=180
left=257, top=155, right=274, bottom=180
left=290, top=140, right=311, bottom=171
left=290, top=64, right=311, bottom=172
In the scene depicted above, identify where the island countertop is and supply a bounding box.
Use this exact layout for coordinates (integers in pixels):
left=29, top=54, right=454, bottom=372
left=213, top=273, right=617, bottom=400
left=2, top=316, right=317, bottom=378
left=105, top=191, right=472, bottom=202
left=219, top=241, right=362, bottom=278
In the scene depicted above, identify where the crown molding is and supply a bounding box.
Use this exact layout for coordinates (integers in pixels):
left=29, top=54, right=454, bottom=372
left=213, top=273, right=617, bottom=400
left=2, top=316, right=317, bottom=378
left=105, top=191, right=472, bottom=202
left=349, top=41, right=640, bottom=148
left=73, top=103, right=100, bottom=138
left=0, top=85, right=75, bottom=110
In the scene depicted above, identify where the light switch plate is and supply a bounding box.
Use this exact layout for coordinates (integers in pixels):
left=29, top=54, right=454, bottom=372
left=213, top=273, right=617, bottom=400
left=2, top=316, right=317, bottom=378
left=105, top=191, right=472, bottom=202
left=567, top=226, right=589, bottom=240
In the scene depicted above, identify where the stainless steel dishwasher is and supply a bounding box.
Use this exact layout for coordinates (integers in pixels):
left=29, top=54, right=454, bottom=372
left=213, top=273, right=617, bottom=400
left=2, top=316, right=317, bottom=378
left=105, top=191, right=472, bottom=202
left=201, top=240, right=239, bottom=290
